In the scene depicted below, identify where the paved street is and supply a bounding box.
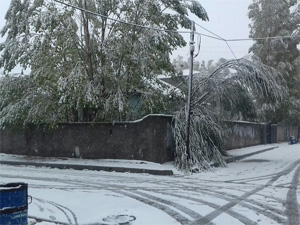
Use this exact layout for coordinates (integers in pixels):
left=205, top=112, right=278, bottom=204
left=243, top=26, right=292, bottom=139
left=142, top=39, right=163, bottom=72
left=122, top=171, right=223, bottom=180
left=0, top=143, right=299, bottom=225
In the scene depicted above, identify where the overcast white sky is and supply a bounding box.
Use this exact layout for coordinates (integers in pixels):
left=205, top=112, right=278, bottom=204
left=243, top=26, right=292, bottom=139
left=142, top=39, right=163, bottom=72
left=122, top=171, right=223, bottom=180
left=0, top=0, right=254, bottom=71
left=174, top=0, right=254, bottom=63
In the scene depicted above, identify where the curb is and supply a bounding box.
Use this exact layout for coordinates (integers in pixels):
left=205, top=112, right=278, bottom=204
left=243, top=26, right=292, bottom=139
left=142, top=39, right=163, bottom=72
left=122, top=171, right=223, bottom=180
left=0, top=160, right=174, bottom=176
left=224, top=146, right=278, bottom=163
left=0, top=146, right=279, bottom=175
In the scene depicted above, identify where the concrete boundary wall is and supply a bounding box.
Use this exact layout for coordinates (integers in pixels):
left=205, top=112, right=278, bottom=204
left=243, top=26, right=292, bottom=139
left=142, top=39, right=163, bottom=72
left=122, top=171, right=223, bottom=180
left=0, top=115, right=175, bottom=164
left=222, top=121, right=266, bottom=150
left=0, top=115, right=299, bottom=162
left=223, top=121, right=299, bottom=150
left=277, top=125, right=299, bottom=142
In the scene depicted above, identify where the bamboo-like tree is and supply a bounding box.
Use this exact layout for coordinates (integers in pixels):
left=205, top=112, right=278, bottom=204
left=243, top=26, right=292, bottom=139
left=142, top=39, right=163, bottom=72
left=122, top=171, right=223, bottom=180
left=174, top=56, right=287, bottom=172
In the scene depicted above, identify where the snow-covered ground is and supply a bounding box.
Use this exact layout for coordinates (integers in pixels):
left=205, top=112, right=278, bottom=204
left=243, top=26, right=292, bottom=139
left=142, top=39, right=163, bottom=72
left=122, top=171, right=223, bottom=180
left=0, top=143, right=299, bottom=225
left=0, top=153, right=174, bottom=172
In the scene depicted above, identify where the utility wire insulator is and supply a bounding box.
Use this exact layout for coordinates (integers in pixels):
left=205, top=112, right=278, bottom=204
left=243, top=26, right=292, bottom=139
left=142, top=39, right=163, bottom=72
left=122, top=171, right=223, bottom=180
left=190, top=43, right=195, bottom=52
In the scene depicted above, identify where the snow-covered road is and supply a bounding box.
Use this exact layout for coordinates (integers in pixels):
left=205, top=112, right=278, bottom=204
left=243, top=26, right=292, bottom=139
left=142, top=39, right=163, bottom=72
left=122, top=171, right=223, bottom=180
left=0, top=143, right=299, bottom=225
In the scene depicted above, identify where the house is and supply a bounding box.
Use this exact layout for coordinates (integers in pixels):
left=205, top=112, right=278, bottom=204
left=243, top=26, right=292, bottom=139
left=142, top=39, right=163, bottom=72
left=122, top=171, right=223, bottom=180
left=157, top=69, right=222, bottom=113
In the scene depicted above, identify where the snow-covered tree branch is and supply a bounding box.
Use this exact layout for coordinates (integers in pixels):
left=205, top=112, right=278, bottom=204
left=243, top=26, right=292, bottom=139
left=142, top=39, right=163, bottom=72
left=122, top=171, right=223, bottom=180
left=174, top=56, right=287, bottom=172
left=248, top=0, right=300, bottom=125
left=0, top=0, right=208, bottom=126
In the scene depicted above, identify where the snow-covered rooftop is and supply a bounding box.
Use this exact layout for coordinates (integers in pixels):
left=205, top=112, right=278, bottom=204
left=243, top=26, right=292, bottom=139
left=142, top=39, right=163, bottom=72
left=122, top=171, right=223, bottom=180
left=157, top=69, right=201, bottom=79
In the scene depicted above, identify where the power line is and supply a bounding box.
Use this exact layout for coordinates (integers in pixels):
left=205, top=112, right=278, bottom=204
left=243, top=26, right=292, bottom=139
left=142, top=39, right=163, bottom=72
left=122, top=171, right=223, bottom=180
left=194, top=22, right=225, bottom=41
left=53, top=0, right=190, bottom=35
left=52, top=0, right=248, bottom=42
left=194, top=22, right=237, bottom=60
left=192, top=44, right=252, bottom=48
left=194, top=32, right=223, bottom=41
left=53, top=0, right=299, bottom=60
left=194, top=21, right=300, bottom=61
left=175, top=49, right=248, bottom=53
left=226, top=35, right=300, bottom=42
left=195, top=21, right=300, bottom=42
left=54, top=0, right=300, bottom=43
left=225, top=41, right=237, bottom=59
left=53, top=0, right=236, bottom=60
left=53, top=0, right=242, bottom=60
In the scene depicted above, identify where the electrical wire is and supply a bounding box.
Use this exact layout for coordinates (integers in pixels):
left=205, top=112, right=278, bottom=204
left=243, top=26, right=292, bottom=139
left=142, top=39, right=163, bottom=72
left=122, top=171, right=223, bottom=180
left=194, top=32, right=223, bottom=41
left=225, top=41, right=237, bottom=60
left=194, top=22, right=237, bottom=60
left=226, top=35, right=300, bottom=42
left=194, top=22, right=225, bottom=41
left=54, top=0, right=300, bottom=43
left=53, top=0, right=299, bottom=60
left=195, top=22, right=300, bottom=42
left=53, top=0, right=241, bottom=59
left=53, top=0, right=190, bottom=34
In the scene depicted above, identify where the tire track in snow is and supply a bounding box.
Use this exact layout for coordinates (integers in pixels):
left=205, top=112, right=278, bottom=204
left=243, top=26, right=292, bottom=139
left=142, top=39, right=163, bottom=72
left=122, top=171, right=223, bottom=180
left=54, top=180, right=199, bottom=225
left=157, top=191, right=256, bottom=225
left=115, top=190, right=194, bottom=225
left=0, top=169, right=286, bottom=224
left=34, top=197, right=72, bottom=224
left=1, top=161, right=298, bottom=225
left=194, top=188, right=287, bottom=223
left=51, top=202, right=78, bottom=225
left=33, top=197, right=78, bottom=225
left=182, top=185, right=286, bottom=217
left=286, top=164, right=300, bottom=225
left=151, top=182, right=261, bottom=224
left=255, top=193, right=285, bottom=204
left=164, top=181, right=286, bottom=223
left=224, top=173, right=282, bottom=183
left=190, top=160, right=300, bottom=225
left=0, top=171, right=285, bottom=224
left=44, top=180, right=203, bottom=225
left=134, top=190, right=203, bottom=220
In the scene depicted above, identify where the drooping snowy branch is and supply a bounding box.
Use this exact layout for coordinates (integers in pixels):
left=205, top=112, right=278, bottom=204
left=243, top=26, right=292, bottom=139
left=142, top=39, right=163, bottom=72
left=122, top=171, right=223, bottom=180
left=174, top=56, right=287, bottom=172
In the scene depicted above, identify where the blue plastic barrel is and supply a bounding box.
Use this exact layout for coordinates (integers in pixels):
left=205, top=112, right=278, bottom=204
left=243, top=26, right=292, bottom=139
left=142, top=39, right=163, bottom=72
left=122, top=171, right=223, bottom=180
left=290, top=136, right=297, bottom=145
left=0, top=183, right=28, bottom=225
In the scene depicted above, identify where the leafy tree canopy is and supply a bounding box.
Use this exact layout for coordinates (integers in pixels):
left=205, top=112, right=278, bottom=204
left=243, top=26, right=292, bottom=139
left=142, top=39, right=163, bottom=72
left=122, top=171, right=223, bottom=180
left=248, top=0, right=300, bottom=125
left=0, top=0, right=208, bottom=126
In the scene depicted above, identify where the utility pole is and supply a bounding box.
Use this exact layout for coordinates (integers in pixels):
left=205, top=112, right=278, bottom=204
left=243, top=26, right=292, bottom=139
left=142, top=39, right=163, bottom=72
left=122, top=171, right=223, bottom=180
left=185, top=20, right=195, bottom=160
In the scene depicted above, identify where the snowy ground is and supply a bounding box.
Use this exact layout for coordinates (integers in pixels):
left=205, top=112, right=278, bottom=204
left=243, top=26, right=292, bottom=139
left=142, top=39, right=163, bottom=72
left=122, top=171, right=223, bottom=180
left=0, top=143, right=299, bottom=225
